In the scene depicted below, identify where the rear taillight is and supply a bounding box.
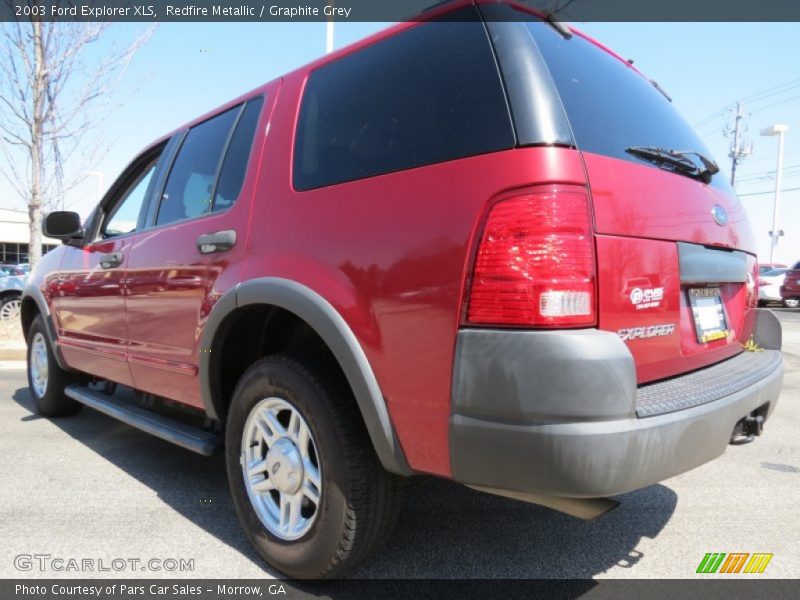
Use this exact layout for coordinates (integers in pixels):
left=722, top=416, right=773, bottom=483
left=466, top=185, right=596, bottom=328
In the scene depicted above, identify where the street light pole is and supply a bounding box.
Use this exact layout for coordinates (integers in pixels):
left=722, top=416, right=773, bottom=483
left=326, top=1, right=334, bottom=54
left=759, top=124, right=789, bottom=264
left=86, top=170, right=104, bottom=204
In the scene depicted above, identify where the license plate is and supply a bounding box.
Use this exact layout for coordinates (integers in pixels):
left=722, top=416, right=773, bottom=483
left=688, top=287, right=729, bottom=343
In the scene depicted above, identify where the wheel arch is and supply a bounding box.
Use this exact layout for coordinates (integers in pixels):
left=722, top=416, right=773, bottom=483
left=20, top=285, right=70, bottom=370
left=200, top=277, right=411, bottom=476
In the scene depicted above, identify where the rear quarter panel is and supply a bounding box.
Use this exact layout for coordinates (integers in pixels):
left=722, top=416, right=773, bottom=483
left=244, top=71, right=587, bottom=476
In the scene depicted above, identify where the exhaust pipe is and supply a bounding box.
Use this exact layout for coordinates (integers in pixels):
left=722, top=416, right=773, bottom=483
left=730, top=413, right=764, bottom=445
left=467, top=485, right=619, bottom=521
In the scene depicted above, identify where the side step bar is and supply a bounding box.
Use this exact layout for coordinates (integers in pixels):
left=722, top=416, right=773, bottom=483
left=64, top=385, right=222, bottom=456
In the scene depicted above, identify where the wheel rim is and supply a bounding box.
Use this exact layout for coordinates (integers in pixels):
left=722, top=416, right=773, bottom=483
left=0, top=299, right=21, bottom=321
left=30, top=332, right=49, bottom=399
left=241, top=397, right=321, bottom=541
left=786, top=298, right=799, bottom=308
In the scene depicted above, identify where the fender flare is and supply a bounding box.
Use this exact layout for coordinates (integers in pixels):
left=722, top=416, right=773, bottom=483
left=21, top=285, right=69, bottom=370
left=199, top=277, right=411, bottom=476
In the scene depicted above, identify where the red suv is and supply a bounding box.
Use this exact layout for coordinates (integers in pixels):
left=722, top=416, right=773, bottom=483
left=780, top=261, right=800, bottom=308
left=22, top=2, right=783, bottom=579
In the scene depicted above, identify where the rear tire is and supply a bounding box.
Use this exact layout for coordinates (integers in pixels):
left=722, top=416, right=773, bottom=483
left=225, top=354, right=404, bottom=579
left=26, top=315, right=82, bottom=417
left=784, top=298, right=799, bottom=309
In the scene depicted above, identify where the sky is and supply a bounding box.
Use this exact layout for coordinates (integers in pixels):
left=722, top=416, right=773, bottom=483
left=1, top=20, right=799, bottom=266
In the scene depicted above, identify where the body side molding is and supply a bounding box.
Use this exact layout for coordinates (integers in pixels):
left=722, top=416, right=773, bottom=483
left=198, top=277, right=411, bottom=476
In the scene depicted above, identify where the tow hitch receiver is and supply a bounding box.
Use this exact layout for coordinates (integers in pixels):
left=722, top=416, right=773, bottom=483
left=730, top=413, right=765, bottom=445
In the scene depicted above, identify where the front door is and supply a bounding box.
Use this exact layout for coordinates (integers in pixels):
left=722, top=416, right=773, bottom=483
left=56, top=149, right=164, bottom=386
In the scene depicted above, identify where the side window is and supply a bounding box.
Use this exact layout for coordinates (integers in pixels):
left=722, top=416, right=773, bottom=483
left=213, top=97, right=264, bottom=212
left=293, top=9, right=515, bottom=191
left=156, top=107, right=239, bottom=226
left=102, top=160, right=157, bottom=238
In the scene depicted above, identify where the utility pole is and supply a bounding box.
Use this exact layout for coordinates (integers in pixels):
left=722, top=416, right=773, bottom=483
left=727, top=101, right=752, bottom=187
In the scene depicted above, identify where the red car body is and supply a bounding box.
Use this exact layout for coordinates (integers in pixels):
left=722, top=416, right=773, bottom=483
left=780, top=261, right=800, bottom=306
left=22, top=0, right=783, bottom=577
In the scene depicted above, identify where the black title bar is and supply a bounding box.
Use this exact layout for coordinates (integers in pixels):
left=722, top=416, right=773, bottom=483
left=2, top=0, right=800, bottom=22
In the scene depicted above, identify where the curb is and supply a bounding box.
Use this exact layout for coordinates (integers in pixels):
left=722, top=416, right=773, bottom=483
left=0, top=348, right=26, bottom=362
left=0, top=360, right=26, bottom=370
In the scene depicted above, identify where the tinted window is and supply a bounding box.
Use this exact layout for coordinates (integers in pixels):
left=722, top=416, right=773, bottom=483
left=213, top=97, right=264, bottom=212
left=527, top=24, right=731, bottom=192
left=294, top=12, right=515, bottom=191
left=156, top=107, right=238, bottom=226
left=104, top=160, right=157, bottom=237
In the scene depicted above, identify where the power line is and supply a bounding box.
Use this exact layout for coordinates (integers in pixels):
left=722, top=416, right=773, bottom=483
left=747, top=93, right=800, bottom=115
left=741, top=78, right=800, bottom=104
left=693, top=77, right=800, bottom=128
left=738, top=186, right=800, bottom=197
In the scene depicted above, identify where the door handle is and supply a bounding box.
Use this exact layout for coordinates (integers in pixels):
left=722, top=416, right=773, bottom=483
left=197, top=230, right=236, bottom=254
left=99, top=252, right=123, bottom=269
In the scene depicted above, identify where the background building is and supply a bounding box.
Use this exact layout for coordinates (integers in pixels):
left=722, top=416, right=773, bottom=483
left=0, top=208, right=59, bottom=264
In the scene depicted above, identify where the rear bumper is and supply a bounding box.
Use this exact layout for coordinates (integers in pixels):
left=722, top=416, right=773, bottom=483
left=450, top=310, right=783, bottom=498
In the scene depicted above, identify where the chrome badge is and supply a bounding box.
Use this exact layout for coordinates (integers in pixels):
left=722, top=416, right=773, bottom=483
left=711, top=204, right=728, bottom=226
left=618, top=324, right=676, bottom=341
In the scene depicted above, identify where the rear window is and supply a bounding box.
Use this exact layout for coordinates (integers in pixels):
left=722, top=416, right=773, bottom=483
left=526, top=24, right=731, bottom=192
left=293, top=11, right=515, bottom=191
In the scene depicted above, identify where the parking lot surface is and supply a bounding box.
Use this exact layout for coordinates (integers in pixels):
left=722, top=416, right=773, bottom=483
left=1, top=310, right=798, bottom=579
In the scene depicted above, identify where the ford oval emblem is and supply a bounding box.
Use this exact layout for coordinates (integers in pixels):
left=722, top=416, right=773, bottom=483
left=711, top=204, right=727, bottom=226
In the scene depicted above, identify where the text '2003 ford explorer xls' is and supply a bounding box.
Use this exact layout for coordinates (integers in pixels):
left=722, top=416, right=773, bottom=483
left=22, top=1, right=783, bottom=579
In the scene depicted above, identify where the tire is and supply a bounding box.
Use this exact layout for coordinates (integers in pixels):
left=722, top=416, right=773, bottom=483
left=0, top=293, right=22, bottom=321
left=225, top=354, right=404, bottom=579
left=784, top=298, right=800, bottom=309
left=26, top=315, right=82, bottom=417
left=757, top=299, right=767, bottom=307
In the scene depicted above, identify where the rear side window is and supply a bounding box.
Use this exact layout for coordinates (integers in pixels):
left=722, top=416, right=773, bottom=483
left=527, top=24, right=732, bottom=192
left=213, top=97, right=265, bottom=212
left=294, top=12, right=515, bottom=191
left=157, top=107, right=239, bottom=226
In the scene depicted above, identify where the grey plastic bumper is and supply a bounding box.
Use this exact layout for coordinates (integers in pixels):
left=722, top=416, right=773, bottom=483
left=450, top=310, right=783, bottom=498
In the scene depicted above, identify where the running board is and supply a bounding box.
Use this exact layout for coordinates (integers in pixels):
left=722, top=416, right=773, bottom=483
left=64, top=385, right=222, bottom=456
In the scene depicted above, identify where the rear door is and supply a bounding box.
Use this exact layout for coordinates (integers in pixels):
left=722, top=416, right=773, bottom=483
left=526, top=23, right=758, bottom=383
left=124, top=92, right=271, bottom=408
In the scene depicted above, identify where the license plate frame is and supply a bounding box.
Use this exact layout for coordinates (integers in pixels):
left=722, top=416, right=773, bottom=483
left=688, top=287, right=729, bottom=344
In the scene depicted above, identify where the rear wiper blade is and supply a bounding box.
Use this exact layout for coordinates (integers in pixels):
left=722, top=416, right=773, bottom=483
left=625, top=146, right=719, bottom=183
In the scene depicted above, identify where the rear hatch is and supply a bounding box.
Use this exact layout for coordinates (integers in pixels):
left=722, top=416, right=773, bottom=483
left=526, top=22, right=758, bottom=383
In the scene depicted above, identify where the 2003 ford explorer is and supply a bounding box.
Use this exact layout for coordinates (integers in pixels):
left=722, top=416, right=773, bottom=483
left=21, top=1, right=784, bottom=579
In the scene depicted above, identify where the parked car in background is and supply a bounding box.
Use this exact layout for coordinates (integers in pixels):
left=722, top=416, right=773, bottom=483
left=1, top=264, right=26, bottom=277
left=0, top=274, right=25, bottom=320
left=758, top=268, right=789, bottom=305
left=759, top=262, right=788, bottom=275
left=21, top=1, right=784, bottom=579
left=780, top=261, right=800, bottom=308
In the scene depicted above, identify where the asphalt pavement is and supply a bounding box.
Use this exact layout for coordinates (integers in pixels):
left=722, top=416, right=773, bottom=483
left=1, top=310, right=798, bottom=579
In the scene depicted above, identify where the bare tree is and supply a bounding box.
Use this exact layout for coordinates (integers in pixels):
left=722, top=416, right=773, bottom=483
left=0, top=7, right=153, bottom=269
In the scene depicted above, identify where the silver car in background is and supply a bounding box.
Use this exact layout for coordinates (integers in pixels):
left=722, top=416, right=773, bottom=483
left=0, top=273, right=25, bottom=321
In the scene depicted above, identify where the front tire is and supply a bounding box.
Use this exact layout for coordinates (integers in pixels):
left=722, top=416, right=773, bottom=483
left=26, top=315, right=82, bottom=417
left=784, top=298, right=800, bottom=309
left=225, top=355, right=404, bottom=579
